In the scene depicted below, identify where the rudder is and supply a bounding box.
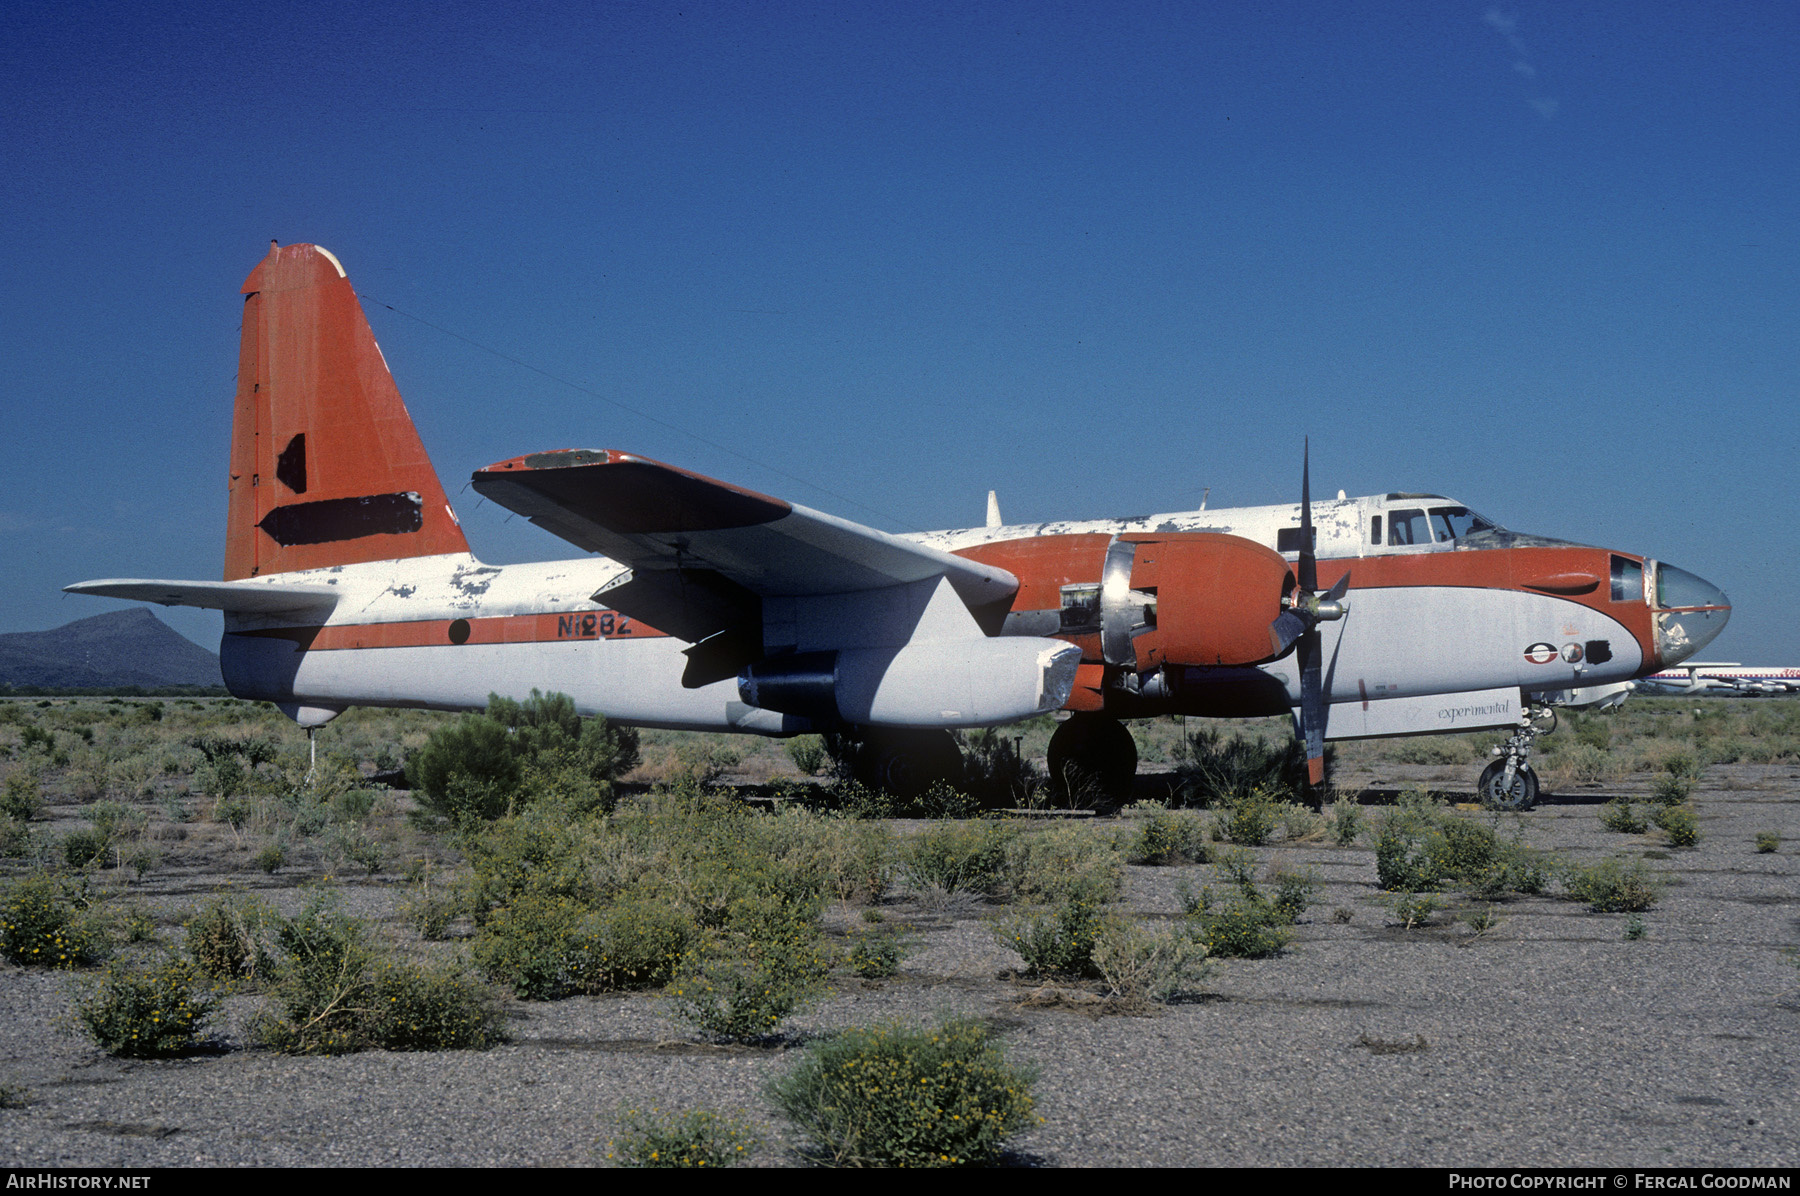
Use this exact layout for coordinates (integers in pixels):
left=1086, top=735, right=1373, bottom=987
left=224, top=242, right=469, bottom=579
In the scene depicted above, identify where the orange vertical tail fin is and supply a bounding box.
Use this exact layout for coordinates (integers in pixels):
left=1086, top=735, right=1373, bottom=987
left=224, top=243, right=469, bottom=579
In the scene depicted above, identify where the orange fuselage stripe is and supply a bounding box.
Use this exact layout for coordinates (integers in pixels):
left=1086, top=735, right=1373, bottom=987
left=232, top=610, right=670, bottom=651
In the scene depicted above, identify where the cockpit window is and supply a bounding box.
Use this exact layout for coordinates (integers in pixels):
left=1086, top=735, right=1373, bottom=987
left=1388, top=509, right=1430, bottom=545
left=1611, top=555, right=1643, bottom=603
left=1429, top=506, right=1496, bottom=541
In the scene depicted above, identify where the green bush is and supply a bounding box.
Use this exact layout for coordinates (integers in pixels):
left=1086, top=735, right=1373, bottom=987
left=605, top=1106, right=762, bottom=1168
left=1564, top=857, right=1660, bottom=912
left=1551, top=743, right=1615, bottom=784
left=786, top=735, right=829, bottom=777
left=0, top=815, right=31, bottom=859
left=1650, top=773, right=1694, bottom=806
left=403, top=892, right=459, bottom=941
left=1176, top=851, right=1314, bottom=958
left=845, top=932, right=907, bottom=979
left=1173, top=729, right=1315, bottom=806
left=666, top=893, right=830, bottom=1042
left=1374, top=806, right=1547, bottom=897
left=902, top=821, right=1017, bottom=895
left=75, top=956, right=218, bottom=1057
left=473, top=894, right=693, bottom=1000
left=0, top=875, right=108, bottom=968
left=407, top=690, right=639, bottom=825
left=256, top=897, right=504, bottom=1054
left=1213, top=786, right=1279, bottom=846
left=769, top=1019, right=1038, bottom=1167
left=61, top=827, right=112, bottom=869
left=1124, top=811, right=1211, bottom=866
left=1661, top=750, right=1704, bottom=783
left=1652, top=803, right=1700, bottom=847
left=1181, top=885, right=1294, bottom=958
left=1599, top=799, right=1648, bottom=834
left=184, top=894, right=276, bottom=986
left=1002, top=824, right=1124, bottom=903
left=255, top=898, right=375, bottom=1055
left=361, top=961, right=506, bottom=1051
left=456, top=811, right=601, bottom=921
left=958, top=728, right=1041, bottom=808
left=1, top=770, right=41, bottom=821
left=1755, top=831, right=1780, bottom=854
left=1000, top=888, right=1108, bottom=978
left=1090, top=916, right=1210, bottom=1008
left=666, top=944, right=828, bottom=1043
left=1387, top=892, right=1441, bottom=929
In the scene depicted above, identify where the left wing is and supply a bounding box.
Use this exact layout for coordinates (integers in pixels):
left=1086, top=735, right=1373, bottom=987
left=475, top=449, right=1014, bottom=630
left=471, top=450, right=1032, bottom=692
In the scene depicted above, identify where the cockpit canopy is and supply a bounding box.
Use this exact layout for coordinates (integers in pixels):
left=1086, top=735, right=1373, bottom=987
left=1372, top=497, right=1500, bottom=549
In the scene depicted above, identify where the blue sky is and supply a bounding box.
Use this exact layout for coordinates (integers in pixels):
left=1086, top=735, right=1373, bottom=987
left=3, top=1, right=1794, bottom=663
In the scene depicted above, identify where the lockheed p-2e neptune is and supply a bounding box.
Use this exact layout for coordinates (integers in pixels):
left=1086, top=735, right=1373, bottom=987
left=69, top=243, right=1732, bottom=808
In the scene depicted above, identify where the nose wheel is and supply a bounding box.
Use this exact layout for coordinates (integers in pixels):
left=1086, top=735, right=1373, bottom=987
left=1477, top=758, right=1539, bottom=811
left=1479, top=704, right=1554, bottom=810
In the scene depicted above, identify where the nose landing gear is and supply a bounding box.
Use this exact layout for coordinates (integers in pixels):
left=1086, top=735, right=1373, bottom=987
left=1478, top=704, right=1555, bottom=810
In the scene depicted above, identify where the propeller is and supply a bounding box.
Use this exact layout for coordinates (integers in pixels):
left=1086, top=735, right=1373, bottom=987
left=1267, top=440, right=1350, bottom=787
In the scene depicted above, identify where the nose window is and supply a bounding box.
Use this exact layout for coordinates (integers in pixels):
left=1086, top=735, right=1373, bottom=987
left=1657, top=563, right=1724, bottom=610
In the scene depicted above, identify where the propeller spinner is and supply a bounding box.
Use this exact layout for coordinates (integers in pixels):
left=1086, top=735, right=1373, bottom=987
left=1267, top=441, right=1349, bottom=787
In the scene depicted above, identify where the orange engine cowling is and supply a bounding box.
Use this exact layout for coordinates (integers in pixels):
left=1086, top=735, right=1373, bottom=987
left=957, top=531, right=1291, bottom=673
left=1123, top=533, right=1291, bottom=669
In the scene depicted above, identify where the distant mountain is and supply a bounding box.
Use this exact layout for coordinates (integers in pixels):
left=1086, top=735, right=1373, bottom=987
left=0, top=608, right=223, bottom=690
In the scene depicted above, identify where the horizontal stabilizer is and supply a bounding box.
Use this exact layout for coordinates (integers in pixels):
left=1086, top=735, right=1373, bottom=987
left=64, top=578, right=341, bottom=615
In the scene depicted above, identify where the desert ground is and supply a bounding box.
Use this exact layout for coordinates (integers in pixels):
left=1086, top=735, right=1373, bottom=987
left=0, top=695, right=1795, bottom=1168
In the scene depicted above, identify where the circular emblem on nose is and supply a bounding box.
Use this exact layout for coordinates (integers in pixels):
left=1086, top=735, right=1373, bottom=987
left=1523, top=642, right=1557, bottom=664
left=1560, top=642, right=1584, bottom=664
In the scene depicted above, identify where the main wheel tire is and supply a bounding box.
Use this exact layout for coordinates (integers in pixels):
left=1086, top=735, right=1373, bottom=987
left=1477, top=759, right=1539, bottom=811
left=852, top=729, right=964, bottom=798
left=1046, top=716, right=1138, bottom=805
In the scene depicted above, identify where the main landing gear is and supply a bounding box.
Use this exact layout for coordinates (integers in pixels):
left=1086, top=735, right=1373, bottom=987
left=1478, top=704, right=1556, bottom=811
left=849, top=728, right=964, bottom=798
left=1046, top=714, right=1138, bottom=804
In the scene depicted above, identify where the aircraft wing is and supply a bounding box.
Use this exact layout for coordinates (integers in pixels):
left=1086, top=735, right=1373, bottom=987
left=471, top=450, right=1020, bottom=674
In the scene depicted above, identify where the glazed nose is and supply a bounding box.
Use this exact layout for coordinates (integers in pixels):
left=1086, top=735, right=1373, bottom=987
left=1651, top=562, right=1730, bottom=666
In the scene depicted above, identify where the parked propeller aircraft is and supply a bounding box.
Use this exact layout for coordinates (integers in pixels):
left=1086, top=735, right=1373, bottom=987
left=68, top=243, right=1733, bottom=809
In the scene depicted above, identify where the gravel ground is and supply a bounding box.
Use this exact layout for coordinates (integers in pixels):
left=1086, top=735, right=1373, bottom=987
left=1, top=764, right=1796, bottom=1168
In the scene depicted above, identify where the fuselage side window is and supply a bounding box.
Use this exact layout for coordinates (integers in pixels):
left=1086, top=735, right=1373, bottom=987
left=1370, top=515, right=1383, bottom=546
left=1388, top=509, right=1429, bottom=546
left=1277, top=526, right=1317, bottom=553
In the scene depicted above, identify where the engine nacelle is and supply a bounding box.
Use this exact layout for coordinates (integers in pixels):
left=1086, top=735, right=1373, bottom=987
left=958, top=532, right=1292, bottom=671
left=1126, top=534, right=1291, bottom=668
left=739, top=636, right=1082, bottom=727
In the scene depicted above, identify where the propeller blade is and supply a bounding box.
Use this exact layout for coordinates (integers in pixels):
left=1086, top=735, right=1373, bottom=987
left=1323, top=570, right=1351, bottom=603
left=1297, top=438, right=1317, bottom=595
left=1298, top=626, right=1327, bottom=787
left=1269, top=609, right=1307, bottom=655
